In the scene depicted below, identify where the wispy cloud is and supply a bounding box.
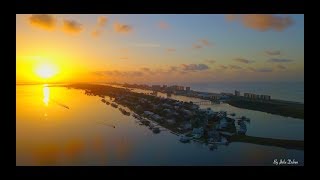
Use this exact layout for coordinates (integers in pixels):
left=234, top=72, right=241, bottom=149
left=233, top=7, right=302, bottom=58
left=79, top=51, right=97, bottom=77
left=141, top=67, right=157, bottom=75
left=205, top=59, right=216, bottom=64
left=226, top=14, right=294, bottom=32
left=62, top=19, right=83, bottom=34
left=228, top=65, right=242, bottom=70
left=265, top=50, right=281, bottom=56
left=114, top=22, right=133, bottom=33
left=92, top=16, right=108, bottom=37
left=193, top=44, right=203, bottom=49
left=119, top=57, right=129, bottom=60
left=181, top=64, right=209, bottom=71
left=277, top=64, right=286, bottom=69
left=29, top=14, right=57, bottom=30
left=97, top=16, right=108, bottom=27
left=193, top=39, right=212, bottom=49
left=92, top=29, right=102, bottom=37
left=248, top=67, right=273, bottom=72
left=255, top=68, right=273, bottom=72
left=199, top=39, right=212, bottom=46
left=220, top=65, right=228, bottom=69
left=141, top=67, right=151, bottom=72
left=247, top=67, right=256, bottom=72
left=158, top=21, right=169, bottom=29
left=234, top=58, right=254, bottom=64
left=268, top=58, right=293, bottom=63
left=94, top=70, right=144, bottom=77
left=131, top=43, right=160, bottom=48
left=166, top=48, right=176, bottom=52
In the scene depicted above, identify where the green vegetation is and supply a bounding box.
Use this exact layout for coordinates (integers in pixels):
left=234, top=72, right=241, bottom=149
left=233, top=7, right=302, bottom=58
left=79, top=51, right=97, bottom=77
left=227, top=97, right=304, bottom=119
left=230, top=135, right=304, bottom=150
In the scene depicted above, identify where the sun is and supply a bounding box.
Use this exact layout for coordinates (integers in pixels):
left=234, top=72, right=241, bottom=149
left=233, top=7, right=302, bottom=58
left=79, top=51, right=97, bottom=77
left=35, top=63, right=59, bottom=79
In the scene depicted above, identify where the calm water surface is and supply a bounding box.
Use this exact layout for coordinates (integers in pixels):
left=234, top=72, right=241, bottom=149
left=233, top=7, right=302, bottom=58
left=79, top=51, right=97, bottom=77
left=16, top=84, right=304, bottom=165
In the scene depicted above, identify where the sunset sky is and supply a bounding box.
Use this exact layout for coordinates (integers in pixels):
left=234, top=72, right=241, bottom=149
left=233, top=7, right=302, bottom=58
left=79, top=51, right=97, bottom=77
left=16, top=14, right=304, bottom=84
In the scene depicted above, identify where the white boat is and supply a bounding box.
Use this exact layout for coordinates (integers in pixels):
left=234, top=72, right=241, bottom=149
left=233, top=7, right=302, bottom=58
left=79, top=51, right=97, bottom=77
left=179, top=136, right=191, bottom=143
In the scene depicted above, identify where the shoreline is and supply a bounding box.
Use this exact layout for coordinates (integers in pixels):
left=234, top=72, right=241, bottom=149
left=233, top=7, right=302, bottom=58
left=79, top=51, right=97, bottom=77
left=60, top=83, right=304, bottom=151
left=226, top=97, right=304, bottom=119
left=117, top=83, right=304, bottom=119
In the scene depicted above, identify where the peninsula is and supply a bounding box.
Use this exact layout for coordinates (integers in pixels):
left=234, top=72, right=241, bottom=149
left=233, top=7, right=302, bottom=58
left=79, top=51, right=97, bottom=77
left=119, top=83, right=304, bottom=119
left=60, top=83, right=304, bottom=150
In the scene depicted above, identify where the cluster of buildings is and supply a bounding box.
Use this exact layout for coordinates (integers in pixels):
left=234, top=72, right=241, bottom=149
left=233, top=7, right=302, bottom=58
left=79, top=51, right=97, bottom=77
left=234, top=90, right=271, bottom=101
left=77, top=84, right=249, bottom=150
left=151, top=84, right=187, bottom=92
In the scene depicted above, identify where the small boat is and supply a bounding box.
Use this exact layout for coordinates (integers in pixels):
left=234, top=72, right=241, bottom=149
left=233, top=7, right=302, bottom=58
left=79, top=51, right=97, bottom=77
left=119, top=108, right=130, bottom=116
left=111, top=103, right=118, bottom=108
left=179, top=135, right=191, bottom=143
left=208, top=144, right=217, bottom=150
left=152, top=127, right=160, bottom=134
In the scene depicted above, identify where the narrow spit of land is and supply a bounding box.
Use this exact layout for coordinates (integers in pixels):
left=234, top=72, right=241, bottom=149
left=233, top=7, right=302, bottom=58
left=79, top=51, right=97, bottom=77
left=119, top=83, right=304, bottom=119
left=226, top=97, right=304, bottom=119
left=56, top=83, right=304, bottom=150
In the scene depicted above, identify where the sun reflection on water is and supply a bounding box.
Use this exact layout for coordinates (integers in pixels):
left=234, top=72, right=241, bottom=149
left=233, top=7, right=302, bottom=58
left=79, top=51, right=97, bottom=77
left=43, top=86, right=50, bottom=106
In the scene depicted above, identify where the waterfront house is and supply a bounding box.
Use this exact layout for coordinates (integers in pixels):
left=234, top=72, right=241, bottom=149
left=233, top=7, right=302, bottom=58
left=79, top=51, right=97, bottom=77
left=151, top=114, right=162, bottom=121
left=182, top=109, right=192, bottom=116
left=166, top=119, right=176, bottom=125
left=186, top=87, right=191, bottom=93
left=208, top=130, right=221, bottom=141
left=143, top=111, right=154, bottom=117
left=192, top=127, right=204, bottom=138
left=235, top=90, right=240, bottom=96
left=217, top=118, right=228, bottom=129
left=182, top=123, right=192, bottom=130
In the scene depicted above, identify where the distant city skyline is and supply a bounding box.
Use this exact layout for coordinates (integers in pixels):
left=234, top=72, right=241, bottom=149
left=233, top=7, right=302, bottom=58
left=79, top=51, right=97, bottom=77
left=16, top=14, right=304, bottom=83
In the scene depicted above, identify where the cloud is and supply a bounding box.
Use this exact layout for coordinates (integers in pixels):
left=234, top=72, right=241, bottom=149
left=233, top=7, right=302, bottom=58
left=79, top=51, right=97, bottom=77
left=277, top=64, right=286, bottom=69
left=63, top=19, right=83, bottom=34
left=181, top=64, right=209, bottom=71
left=234, top=58, right=254, bottom=64
left=141, top=67, right=151, bottom=72
left=199, top=39, right=212, bottom=46
left=141, top=67, right=157, bottom=75
left=167, top=66, right=178, bottom=73
left=94, top=70, right=144, bottom=77
left=119, top=57, right=128, bottom=60
left=228, top=65, right=242, bottom=70
left=205, top=59, right=216, bottom=64
left=247, top=67, right=256, bottom=71
left=166, top=48, right=176, bottom=52
left=131, top=43, right=160, bottom=48
left=92, top=29, right=102, bottom=37
left=268, top=58, right=293, bottom=63
left=255, top=68, right=273, bottom=72
left=97, top=16, right=108, bottom=27
left=114, top=22, right=132, bottom=33
left=248, top=67, right=273, bottom=72
left=92, top=16, right=108, bottom=37
left=265, top=50, right=281, bottom=56
left=158, top=21, right=169, bottom=29
left=226, top=14, right=294, bottom=32
left=193, top=44, right=203, bottom=49
left=225, top=14, right=237, bottom=21
left=29, top=14, right=57, bottom=30
left=220, top=65, right=228, bottom=69
left=193, top=39, right=212, bottom=49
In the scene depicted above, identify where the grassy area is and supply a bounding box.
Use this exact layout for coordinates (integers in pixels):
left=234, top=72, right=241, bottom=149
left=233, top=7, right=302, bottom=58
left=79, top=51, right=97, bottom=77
left=227, top=97, right=304, bottom=119
left=230, top=135, right=304, bottom=150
